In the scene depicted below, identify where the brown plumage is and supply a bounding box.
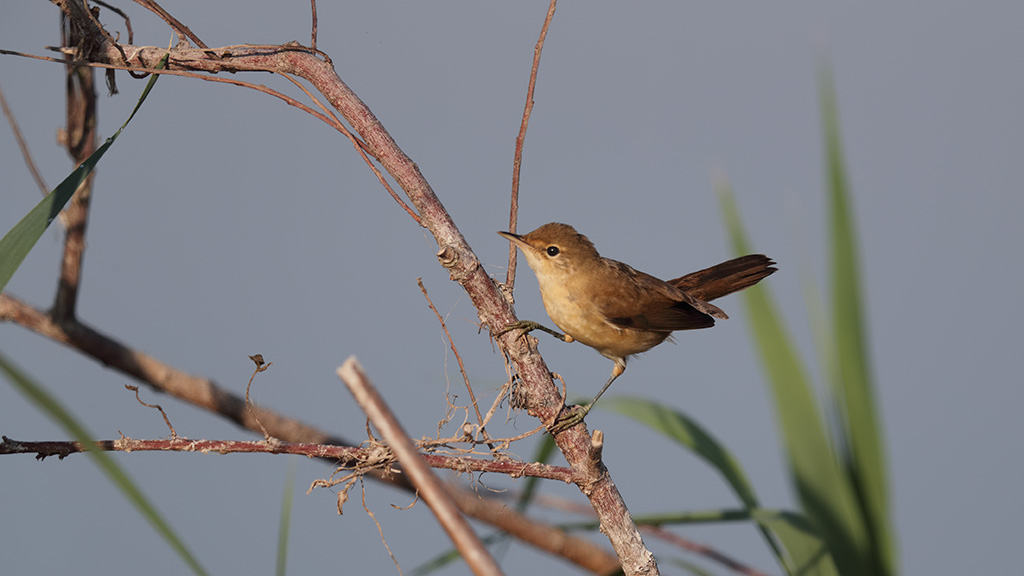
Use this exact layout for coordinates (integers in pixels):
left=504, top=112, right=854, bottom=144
left=498, top=222, right=776, bottom=430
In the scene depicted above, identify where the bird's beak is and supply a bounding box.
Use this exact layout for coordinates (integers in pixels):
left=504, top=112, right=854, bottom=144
left=497, top=230, right=528, bottom=249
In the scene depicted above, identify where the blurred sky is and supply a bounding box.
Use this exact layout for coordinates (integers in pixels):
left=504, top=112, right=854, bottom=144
left=2, top=2, right=1022, bottom=575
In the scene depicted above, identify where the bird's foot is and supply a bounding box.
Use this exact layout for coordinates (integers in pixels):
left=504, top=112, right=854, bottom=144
left=546, top=403, right=591, bottom=435
left=494, top=320, right=573, bottom=343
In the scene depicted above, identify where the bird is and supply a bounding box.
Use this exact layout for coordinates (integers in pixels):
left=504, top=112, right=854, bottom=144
left=497, top=222, right=776, bottom=431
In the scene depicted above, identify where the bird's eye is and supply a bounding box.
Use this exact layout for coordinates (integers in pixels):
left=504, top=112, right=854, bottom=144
left=546, top=246, right=560, bottom=257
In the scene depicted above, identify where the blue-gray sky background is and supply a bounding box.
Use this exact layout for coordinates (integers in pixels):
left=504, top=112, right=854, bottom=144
left=2, top=2, right=1021, bottom=575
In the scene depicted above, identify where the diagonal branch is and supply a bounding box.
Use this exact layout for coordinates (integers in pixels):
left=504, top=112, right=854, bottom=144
left=17, top=4, right=656, bottom=573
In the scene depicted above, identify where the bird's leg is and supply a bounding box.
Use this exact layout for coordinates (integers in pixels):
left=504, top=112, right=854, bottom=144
left=547, top=362, right=625, bottom=434
left=494, top=320, right=575, bottom=343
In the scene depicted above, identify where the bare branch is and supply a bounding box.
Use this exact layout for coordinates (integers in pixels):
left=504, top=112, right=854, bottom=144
left=0, top=434, right=577, bottom=481
left=0, top=294, right=618, bottom=570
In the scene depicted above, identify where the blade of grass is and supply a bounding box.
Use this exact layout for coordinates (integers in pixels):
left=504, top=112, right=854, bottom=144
left=0, top=55, right=167, bottom=293
left=819, top=65, right=895, bottom=576
left=632, top=508, right=839, bottom=576
left=276, top=461, right=296, bottom=576
left=751, top=510, right=839, bottom=576
left=0, top=350, right=208, bottom=576
left=602, top=397, right=793, bottom=575
left=571, top=505, right=837, bottom=576
left=717, top=180, right=868, bottom=575
left=603, top=398, right=758, bottom=508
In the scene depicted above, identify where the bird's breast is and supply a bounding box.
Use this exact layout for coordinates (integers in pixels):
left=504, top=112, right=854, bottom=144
left=536, top=275, right=669, bottom=360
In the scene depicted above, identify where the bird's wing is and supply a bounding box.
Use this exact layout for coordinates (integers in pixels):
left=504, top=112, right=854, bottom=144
left=594, top=261, right=724, bottom=332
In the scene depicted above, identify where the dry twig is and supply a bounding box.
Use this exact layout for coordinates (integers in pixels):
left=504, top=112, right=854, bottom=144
left=338, top=358, right=503, bottom=576
left=506, top=0, right=558, bottom=289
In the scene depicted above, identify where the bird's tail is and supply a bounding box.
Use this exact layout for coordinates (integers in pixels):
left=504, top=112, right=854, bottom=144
left=668, top=255, right=777, bottom=302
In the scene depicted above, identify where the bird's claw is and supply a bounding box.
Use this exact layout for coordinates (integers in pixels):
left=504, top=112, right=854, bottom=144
left=494, top=320, right=571, bottom=342
left=546, top=403, right=591, bottom=435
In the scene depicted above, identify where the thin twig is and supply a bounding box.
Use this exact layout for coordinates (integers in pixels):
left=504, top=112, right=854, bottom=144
left=479, top=380, right=511, bottom=430
left=361, top=480, right=404, bottom=574
left=309, top=0, right=318, bottom=53
left=507, top=0, right=557, bottom=289
left=93, top=1, right=134, bottom=45
left=245, top=354, right=274, bottom=440
left=417, top=279, right=489, bottom=440
left=0, top=82, right=49, bottom=195
left=337, top=358, right=504, bottom=576
left=125, top=385, right=177, bottom=437
left=131, top=0, right=208, bottom=48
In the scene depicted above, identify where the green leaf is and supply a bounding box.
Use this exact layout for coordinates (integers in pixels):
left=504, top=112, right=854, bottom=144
left=820, top=64, right=895, bottom=576
left=0, top=351, right=208, bottom=576
left=752, top=510, right=839, bottom=576
left=603, top=398, right=758, bottom=508
left=615, top=505, right=838, bottom=576
left=602, top=397, right=794, bottom=575
left=718, top=180, right=867, bottom=575
left=647, top=509, right=839, bottom=576
left=0, top=54, right=167, bottom=293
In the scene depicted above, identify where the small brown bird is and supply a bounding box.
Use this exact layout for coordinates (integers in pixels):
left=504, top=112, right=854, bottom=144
left=498, top=222, right=776, bottom=430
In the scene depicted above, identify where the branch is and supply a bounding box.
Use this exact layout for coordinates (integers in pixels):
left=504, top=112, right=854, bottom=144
left=52, top=11, right=100, bottom=321
left=0, top=294, right=618, bottom=574
left=0, top=435, right=577, bottom=482
left=11, top=4, right=655, bottom=572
